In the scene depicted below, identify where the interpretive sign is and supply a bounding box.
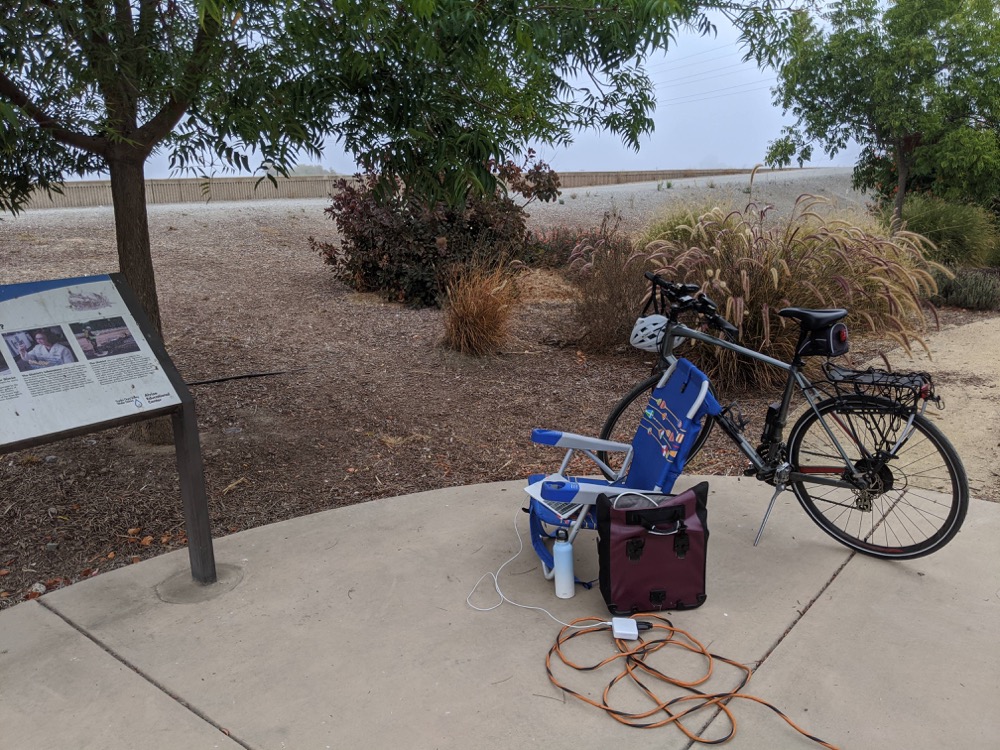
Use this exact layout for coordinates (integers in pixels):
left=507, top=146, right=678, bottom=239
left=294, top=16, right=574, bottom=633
left=0, top=275, right=183, bottom=447
left=0, top=274, right=216, bottom=583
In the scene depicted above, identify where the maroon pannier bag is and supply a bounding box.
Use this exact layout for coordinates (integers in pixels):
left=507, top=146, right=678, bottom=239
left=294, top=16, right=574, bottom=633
left=596, top=482, right=709, bottom=615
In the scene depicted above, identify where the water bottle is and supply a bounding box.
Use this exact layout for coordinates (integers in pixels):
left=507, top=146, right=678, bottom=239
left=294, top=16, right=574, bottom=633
left=553, top=530, right=575, bottom=599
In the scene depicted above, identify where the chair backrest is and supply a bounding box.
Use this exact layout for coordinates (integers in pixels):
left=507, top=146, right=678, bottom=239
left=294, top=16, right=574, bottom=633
left=623, top=358, right=721, bottom=493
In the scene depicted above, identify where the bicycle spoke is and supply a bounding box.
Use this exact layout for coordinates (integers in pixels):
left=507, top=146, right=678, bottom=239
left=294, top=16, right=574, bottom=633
left=788, top=396, right=967, bottom=559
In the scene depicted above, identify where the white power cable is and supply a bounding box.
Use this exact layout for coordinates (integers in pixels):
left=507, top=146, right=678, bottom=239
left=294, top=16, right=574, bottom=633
left=466, top=506, right=609, bottom=630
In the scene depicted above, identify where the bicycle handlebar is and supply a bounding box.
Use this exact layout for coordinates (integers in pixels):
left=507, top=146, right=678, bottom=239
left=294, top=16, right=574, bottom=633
left=644, top=272, right=740, bottom=342
left=644, top=271, right=699, bottom=297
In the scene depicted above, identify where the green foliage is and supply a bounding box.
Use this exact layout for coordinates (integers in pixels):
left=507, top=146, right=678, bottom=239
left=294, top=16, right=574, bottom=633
left=639, top=200, right=940, bottom=389
left=932, top=268, right=1000, bottom=310
left=568, top=213, right=652, bottom=353
left=887, top=194, right=1000, bottom=267
left=766, top=0, right=1000, bottom=222
left=1, top=0, right=802, bottom=331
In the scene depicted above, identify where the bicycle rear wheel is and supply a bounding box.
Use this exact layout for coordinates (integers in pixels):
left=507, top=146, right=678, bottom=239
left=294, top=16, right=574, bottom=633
left=787, top=395, right=968, bottom=559
left=597, top=372, right=716, bottom=479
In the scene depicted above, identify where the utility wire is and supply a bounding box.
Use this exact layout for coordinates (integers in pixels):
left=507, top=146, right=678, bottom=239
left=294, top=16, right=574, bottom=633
left=657, top=40, right=737, bottom=64
left=644, top=50, right=744, bottom=75
left=660, top=83, right=776, bottom=106
left=656, top=62, right=761, bottom=88
left=660, top=77, right=776, bottom=103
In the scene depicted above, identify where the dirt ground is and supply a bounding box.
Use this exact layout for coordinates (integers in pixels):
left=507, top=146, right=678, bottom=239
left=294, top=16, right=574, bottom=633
left=1, top=195, right=996, bottom=608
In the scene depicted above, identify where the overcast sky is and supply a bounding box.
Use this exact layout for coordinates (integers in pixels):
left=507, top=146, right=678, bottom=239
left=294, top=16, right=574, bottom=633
left=142, top=12, right=858, bottom=179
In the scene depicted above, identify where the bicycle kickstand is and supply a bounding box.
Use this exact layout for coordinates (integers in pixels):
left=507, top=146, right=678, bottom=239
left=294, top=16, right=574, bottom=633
left=754, top=464, right=791, bottom=547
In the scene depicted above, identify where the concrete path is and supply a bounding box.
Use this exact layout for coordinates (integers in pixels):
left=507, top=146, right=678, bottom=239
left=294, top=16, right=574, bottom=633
left=3, top=476, right=998, bottom=750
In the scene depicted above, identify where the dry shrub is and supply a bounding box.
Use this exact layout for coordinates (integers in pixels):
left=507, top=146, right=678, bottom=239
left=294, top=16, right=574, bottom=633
left=568, top=212, right=651, bottom=353
left=443, top=259, right=519, bottom=356
left=642, top=197, right=942, bottom=389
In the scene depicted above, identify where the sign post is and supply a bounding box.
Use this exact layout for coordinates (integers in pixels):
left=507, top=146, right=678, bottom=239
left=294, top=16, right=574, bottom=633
left=0, top=274, right=216, bottom=583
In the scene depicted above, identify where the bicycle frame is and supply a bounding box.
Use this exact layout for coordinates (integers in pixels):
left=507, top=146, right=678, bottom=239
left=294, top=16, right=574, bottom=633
left=657, top=319, right=871, bottom=489
left=618, top=275, right=967, bottom=557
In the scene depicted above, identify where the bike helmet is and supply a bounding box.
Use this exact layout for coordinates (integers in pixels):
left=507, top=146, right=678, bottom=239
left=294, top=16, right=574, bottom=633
left=629, top=314, right=667, bottom=352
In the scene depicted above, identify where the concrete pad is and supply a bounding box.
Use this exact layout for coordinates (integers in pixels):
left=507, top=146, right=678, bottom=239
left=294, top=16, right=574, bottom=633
left=698, top=497, right=1000, bottom=748
left=36, top=476, right=855, bottom=750
left=0, top=600, right=244, bottom=750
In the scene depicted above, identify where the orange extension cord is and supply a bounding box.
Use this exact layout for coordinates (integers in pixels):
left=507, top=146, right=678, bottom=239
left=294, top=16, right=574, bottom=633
left=545, top=615, right=840, bottom=749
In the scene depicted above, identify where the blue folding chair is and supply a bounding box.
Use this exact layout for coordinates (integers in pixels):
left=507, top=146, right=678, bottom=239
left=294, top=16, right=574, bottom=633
left=525, top=358, right=721, bottom=580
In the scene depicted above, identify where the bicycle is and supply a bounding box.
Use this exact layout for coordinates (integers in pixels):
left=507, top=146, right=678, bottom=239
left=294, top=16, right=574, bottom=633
left=598, top=272, right=969, bottom=560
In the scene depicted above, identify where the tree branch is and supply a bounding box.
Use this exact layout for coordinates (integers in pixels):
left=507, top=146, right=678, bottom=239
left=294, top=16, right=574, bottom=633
left=0, top=73, right=108, bottom=155
left=136, top=0, right=158, bottom=46
left=135, top=17, right=220, bottom=147
left=77, top=0, right=135, bottom=124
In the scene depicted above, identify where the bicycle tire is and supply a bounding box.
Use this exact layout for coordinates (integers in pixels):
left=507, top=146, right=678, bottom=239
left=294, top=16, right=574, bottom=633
left=596, top=372, right=716, bottom=479
left=787, top=395, right=968, bottom=559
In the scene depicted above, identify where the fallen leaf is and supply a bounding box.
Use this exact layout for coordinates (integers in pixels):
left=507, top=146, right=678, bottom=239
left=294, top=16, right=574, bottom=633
left=0, top=591, right=9, bottom=598
left=0, top=569, right=9, bottom=577
left=140, top=536, right=153, bottom=546
left=160, top=534, right=172, bottom=545
left=130, top=556, right=141, bottom=564
left=127, top=527, right=141, bottom=536
left=107, top=551, right=116, bottom=560
left=25, top=591, right=40, bottom=600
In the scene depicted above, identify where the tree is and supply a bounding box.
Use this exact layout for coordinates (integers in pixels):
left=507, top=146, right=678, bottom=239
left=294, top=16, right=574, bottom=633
left=3, top=1, right=798, bottom=331
left=765, top=0, right=1000, bottom=230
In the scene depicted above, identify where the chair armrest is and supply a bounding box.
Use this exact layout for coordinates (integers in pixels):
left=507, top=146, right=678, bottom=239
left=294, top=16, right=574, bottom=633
left=524, top=473, right=614, bottom=507
left=531, top=429, right=631, bottom=453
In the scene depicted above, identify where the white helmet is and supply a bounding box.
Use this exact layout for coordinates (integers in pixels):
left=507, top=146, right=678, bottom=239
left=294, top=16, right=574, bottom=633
left=629, top=314, right=667, bottom=352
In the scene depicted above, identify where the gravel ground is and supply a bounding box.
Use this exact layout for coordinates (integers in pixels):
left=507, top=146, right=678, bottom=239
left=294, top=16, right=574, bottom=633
left=525, top=167, right=867, bottom=230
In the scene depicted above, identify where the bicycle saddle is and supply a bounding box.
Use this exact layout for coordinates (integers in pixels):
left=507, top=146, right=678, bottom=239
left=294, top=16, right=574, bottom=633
left=778, top=308, right=848, bottom=330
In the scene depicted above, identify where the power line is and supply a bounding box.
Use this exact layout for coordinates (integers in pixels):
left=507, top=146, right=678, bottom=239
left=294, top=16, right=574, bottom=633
left=660, top=83, right=777, bottom=106
left=653, top=40, right=738, bottom=65
left=645, top=50, right=745, bottom=75
left=656, top=62, right=758, bottom=87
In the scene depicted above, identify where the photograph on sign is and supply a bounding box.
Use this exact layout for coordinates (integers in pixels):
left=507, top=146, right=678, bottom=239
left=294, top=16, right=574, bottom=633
left=0, top=275, right=183, bottom=448
left=4, top=326, right=79, bottom=371
left=69, top=317, right=141, bottom=360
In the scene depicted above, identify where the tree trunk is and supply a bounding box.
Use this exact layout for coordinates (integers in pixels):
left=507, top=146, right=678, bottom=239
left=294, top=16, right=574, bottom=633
left=107, top=153, right=174, bottom=445
left=890, top=145, right=909, bottom=236
left=108, top=153, right=162, bottom=334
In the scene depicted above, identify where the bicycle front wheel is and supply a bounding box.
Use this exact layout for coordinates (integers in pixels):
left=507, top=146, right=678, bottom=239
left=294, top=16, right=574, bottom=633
left=787, top=395, right=968, bottom=559
left=597, top=372, right=716, bottom=479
